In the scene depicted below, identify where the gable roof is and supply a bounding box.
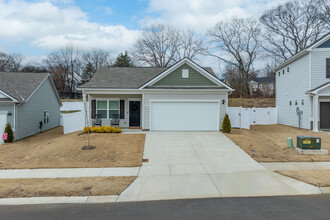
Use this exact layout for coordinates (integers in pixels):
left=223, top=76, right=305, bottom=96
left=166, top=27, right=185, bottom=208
left=139, top=58, right=233, bottom=90
left=78, top=59, right=230, bottom=90
left=0, top=72, right=61, bottom=104
left=275, top=32, right=330, bottom=71
left=306, top=81, right=330, bottom=94
left=249, top=77, right=275, bottom=83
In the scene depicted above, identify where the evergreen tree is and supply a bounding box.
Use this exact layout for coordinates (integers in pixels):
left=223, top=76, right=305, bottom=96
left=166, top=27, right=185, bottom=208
left=113, top=51, right=133, bottom=67
left=80, top=62, right=95, bottom=85
left=222, top=114, right=231, bottom=133
left=4, top=123, right=14, bottom=143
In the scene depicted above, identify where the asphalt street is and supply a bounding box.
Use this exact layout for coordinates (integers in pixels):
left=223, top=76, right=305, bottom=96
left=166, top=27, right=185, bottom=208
left=0, top=195, right=329, bottom=220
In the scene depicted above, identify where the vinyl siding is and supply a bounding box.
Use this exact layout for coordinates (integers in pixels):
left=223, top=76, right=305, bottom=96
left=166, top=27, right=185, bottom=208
left=142, top=92, right=227, bottom=130
left=0, top=104, right=15, bottom=131
left=88, top=94, right=142, bottom=127
left=276, top=53, right=311, bottom=129
left=311, top=49, right=330, bottom=88
left=16, top=77, right=60, bottom=140
left=152, top=64, right=219, bottom=87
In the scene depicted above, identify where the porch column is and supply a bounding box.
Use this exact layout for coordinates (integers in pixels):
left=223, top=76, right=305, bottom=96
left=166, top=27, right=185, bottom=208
left=82, top=91, right=87, bottom=127
left=313, top=95, right=319, bottom=132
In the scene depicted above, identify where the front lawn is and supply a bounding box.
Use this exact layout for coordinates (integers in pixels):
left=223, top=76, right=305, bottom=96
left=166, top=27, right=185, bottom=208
left=225, top=124, right=330, bottom=162
left=0, top=176, right=136, bottom=198
left=0, top=127, right=145, bottom=169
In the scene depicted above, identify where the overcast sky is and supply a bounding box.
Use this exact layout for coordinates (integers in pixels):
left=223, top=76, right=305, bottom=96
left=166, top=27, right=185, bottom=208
left=0, top=0, right=285, bottom=72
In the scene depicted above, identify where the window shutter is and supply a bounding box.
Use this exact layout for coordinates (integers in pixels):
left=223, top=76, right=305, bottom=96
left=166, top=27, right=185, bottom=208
left=91, top=100, right=96, bottom=119
left=326, top=58, right=330, bottom=78
left=120, top=100, right=125, bottom=119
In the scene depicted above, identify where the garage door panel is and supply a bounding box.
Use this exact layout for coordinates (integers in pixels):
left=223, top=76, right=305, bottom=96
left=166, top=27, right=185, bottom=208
left=151, top=101, right=219, bottom=131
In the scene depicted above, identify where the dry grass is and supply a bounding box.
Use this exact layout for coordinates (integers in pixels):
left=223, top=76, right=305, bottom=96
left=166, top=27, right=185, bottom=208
left=225, top=124, right=330, bottom=162
left=228, top=98, right=275, bottom=108
left=276, top=170, right=330, bottom=187
left=0, top=127, right=145, bottom=169
left=0, top=177, right=136, bottom=198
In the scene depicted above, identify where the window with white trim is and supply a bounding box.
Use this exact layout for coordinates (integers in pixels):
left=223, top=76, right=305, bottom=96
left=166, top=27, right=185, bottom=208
left=259, top=84, right=263, bottom=89
left=109, top=100, right=119, bottom=118
left=96, top=100, right=120, bottom=119
left=43, top=110, right=49, bottom=124
left=96, top=100, right=107, bottom=119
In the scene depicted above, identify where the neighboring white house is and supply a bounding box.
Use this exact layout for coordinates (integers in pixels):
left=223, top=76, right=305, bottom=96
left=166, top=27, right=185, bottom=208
left=77, top=58, right=233, bottom=131
left=275, top=32, right=330, bottom=131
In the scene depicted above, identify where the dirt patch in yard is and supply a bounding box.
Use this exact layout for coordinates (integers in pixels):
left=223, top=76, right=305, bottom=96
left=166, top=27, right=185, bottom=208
left=225, top=125, right=330, bottom=162
left=0, top=127, right=145, bottom=169
left=229, top=98, right=275, bottom=108
left=276, top=170, right=330, bottom=187
left=0, top=176, right=136, bottom=198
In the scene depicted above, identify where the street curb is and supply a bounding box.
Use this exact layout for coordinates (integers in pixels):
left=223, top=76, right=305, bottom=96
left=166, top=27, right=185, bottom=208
left=0, top=195, right=118, bottom=205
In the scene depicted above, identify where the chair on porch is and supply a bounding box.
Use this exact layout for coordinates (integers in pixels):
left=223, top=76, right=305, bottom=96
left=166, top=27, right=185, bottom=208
left=111, top=114, right=120, bottom=127
left=92, top=114, right=102, bottom=127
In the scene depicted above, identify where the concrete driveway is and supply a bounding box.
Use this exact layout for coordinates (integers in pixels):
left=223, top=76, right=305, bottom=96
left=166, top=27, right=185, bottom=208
left=117, top=132, right=320, bottom=202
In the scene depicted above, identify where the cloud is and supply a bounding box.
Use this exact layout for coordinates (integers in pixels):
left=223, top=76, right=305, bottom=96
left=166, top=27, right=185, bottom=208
left=0, top=0, right=139, bottom=53
left=104, top=6, right=112, bottom=15
left=140, top=0, right=284, bottom=32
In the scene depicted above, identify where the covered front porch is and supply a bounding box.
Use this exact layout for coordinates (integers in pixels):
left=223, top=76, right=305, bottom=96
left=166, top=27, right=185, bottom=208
left=308, top=82, right=330, bottom=132
left=82, top=92, right=142, bottom=129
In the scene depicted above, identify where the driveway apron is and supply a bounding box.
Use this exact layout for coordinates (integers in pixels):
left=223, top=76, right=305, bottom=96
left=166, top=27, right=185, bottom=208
left=117, top=132, right=320, bottom=202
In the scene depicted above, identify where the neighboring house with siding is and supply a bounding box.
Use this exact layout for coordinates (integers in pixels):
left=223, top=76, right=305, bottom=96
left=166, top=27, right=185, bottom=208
left=248, top=77, right=275, bottom=96
left=78, top=58, right=233, bottom=131
left=275, top=32, right=330, bottom=131
left=0, top=72, right=61, bottom=142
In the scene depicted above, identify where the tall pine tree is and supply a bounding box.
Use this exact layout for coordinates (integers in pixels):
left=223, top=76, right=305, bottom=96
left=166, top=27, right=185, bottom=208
left=113, top=51, right=133, bottom=67
left=80, top=63, right=95, bottom=85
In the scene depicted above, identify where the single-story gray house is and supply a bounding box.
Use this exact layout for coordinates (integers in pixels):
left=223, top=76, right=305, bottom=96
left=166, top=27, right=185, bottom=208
left=248, top=77, right=275, bottom=96
left=275, top=32, right=330, bottom=131
left=78, top=58, right=233, bottom=131
left=0, top=72, right=61, bottom=142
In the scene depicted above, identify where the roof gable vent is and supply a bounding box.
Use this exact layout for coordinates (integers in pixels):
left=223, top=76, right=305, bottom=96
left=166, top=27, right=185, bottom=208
left=182, top=69, right=189, bottom=78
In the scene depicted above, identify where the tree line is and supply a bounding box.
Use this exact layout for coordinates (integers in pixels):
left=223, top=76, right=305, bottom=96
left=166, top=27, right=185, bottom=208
left=1, top=0, right=329, bottom=97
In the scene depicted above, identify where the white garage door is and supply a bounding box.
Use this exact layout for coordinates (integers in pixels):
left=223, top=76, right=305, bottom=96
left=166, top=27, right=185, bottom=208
left=0, top=113, right=7, bottom=144
left=150, top=101, right=219, bottom=131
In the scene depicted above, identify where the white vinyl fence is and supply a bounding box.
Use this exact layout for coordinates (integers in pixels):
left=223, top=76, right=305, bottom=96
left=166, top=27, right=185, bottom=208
left=62, top=111, right=85, bottom=134
left=228, top=107, right=277, bottom=129
left=61, top=102, right=87, bottom=134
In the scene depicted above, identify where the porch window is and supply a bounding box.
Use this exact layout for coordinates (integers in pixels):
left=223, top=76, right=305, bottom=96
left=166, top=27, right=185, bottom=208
left=97, top=101, right=107, bottom=119
left=109, top=100, right=119, bottom=118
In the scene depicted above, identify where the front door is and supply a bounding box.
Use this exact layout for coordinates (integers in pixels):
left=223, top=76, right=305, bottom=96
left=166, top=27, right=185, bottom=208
left=129, top=101, right=141, bottom=127
left=320, top=102, right=330, bottom=129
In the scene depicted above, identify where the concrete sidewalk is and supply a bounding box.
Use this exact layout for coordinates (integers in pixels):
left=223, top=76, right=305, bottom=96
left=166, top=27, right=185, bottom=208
left=0, top=167, right=139, bottom=179
left=261, top=162, right=330, bottom=171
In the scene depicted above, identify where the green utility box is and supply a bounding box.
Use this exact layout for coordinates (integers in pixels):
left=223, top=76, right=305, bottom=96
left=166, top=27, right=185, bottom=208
left=297, top=136, right=321, bottom=150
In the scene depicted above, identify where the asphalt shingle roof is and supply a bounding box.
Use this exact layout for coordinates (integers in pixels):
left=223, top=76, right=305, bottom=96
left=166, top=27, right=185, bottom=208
left=249, top=77, right=275, bottom=83
left=79, top=66, right=217, bottom=89
left=0, top=72, right=49, bottom=102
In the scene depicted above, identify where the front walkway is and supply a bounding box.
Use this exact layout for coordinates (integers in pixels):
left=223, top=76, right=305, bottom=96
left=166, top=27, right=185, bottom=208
left=118, top=132, right=321, bottom=202
left=0, top=167, right=139, bottom=178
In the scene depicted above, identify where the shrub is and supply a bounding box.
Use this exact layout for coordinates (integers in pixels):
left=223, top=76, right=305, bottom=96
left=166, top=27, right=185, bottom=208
left=83, top=126, right=121, bottom=134
left=222, top=114, right=231, bottom=133
left=4, top=123, right=14, bottom=143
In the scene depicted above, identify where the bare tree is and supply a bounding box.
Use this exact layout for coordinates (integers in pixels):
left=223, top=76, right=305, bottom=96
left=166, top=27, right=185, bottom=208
left=260, top=0, right=330, bottom=61
left=45, top=44, right=83, bottom=93
left=207, top=17, right=261, bottom=96
left=132, top=24, right=205, bottom=67
left=176, top=30, right=204, bottom=61
left=0, top=52, right=23, bottom=72
left=82, top=49, right=112, bottom=70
